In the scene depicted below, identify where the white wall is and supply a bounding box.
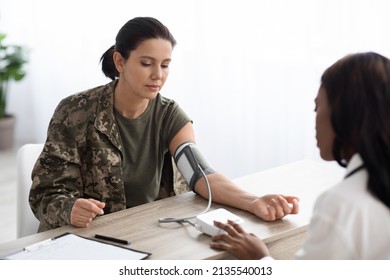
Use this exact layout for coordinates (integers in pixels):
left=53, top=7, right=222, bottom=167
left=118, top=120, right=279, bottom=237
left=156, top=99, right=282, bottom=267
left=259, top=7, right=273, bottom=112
left=1, top=0, right=389, bottom=179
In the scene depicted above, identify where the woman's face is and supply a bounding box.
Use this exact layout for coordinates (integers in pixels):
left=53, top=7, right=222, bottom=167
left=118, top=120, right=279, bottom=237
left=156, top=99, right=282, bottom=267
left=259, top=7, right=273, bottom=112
left=115, top=38, right=173, bottom=100
left=315, top=87, right=336, bottom=161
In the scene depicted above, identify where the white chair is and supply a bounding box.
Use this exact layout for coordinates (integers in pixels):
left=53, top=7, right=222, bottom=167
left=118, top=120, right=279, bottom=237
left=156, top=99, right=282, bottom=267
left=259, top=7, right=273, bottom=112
left=16, top=143, right=44, bottom=238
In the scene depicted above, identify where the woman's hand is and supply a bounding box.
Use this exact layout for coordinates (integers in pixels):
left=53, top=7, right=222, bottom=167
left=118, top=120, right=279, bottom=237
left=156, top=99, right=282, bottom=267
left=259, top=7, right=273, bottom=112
left=210, top=220, right=270, bottom=259
left=250, top=194, right=299, bottom=221
left=71, top=198, right=105, bottom=228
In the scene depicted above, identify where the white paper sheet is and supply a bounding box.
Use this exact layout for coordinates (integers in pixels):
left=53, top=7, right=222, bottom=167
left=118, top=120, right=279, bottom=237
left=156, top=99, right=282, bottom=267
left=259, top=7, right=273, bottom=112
left=5, top=233, right=150, bottom=260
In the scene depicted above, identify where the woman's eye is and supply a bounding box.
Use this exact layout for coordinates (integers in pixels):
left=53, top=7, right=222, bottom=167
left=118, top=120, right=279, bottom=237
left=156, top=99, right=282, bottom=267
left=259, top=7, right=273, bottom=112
left=161, top=64, right=169, bottom=69
left=141, top=62, right=152, bottom=67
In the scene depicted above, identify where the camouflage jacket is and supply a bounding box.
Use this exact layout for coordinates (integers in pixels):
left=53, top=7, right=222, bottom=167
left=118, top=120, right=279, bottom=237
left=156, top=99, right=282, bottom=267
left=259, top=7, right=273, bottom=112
left=29, top=80, right=189, bottom=231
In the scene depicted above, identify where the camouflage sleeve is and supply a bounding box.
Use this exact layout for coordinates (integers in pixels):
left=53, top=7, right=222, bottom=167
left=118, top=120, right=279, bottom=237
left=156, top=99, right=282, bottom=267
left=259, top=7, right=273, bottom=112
left=29, top=100, right=84, bottom=230
left=172, top=158, right=190, bottom=194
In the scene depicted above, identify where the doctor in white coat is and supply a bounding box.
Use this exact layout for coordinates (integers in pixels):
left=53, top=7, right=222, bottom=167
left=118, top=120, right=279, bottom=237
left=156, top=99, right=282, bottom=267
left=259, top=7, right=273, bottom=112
left=209, top=52, right=390, bottom=260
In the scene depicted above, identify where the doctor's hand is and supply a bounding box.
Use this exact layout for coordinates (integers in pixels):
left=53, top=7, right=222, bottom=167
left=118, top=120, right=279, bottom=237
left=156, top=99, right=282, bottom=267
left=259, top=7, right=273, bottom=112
left=210, top=220, right=270, bottom=260
left=71, top=198, right=105, bottom=228
left=250, top=194, right=299, bottom=221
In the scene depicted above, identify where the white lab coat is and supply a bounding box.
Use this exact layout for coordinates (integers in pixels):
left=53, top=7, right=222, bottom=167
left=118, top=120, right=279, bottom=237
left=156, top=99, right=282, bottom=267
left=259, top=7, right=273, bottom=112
left=294, top=154, right=390, bottom=259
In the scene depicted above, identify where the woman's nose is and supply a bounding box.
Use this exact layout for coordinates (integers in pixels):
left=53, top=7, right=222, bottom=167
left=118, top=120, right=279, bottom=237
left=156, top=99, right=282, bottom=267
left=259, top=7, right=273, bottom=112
left=151, top=66, right=163, bottom=79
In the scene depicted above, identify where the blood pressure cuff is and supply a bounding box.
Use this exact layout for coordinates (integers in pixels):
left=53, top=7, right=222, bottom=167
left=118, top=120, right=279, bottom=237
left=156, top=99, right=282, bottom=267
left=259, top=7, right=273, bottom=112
left=174, top=142, right=216, bottom=191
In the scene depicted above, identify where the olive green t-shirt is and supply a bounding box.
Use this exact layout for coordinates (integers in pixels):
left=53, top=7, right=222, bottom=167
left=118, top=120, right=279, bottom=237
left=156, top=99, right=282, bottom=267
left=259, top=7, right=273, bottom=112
left=114, top=94, right=191, bottom=208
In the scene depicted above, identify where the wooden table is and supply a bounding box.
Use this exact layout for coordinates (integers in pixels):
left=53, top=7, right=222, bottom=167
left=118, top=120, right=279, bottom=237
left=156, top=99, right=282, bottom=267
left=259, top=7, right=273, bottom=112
left=0, top=159, right=344, bottom=260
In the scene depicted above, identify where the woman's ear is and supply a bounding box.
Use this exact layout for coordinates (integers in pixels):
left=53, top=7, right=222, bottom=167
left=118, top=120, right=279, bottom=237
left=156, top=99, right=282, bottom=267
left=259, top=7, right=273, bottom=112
left=113, top=51, right=124, bottom=73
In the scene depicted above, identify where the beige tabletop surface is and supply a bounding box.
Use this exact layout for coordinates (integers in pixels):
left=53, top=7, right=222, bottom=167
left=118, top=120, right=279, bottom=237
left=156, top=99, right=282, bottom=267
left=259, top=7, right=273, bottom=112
left=0, top=159, right=344, bottom=260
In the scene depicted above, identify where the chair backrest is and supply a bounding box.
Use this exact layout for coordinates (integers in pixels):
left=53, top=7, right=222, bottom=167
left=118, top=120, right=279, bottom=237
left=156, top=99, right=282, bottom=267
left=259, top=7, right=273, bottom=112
left=16, top=143, right=44, bottom=238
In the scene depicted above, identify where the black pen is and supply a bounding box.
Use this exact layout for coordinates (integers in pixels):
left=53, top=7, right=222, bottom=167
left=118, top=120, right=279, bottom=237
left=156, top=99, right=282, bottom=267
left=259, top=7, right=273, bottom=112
left=95, top=234, right=130, bottom=245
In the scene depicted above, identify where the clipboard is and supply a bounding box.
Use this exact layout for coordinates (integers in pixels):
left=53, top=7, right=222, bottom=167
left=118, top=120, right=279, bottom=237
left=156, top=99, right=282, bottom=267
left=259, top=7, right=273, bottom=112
left=2, top=233, right=150, bottom=260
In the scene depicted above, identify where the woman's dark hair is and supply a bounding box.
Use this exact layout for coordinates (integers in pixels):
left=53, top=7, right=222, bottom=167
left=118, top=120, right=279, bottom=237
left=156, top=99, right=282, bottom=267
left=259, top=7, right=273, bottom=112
left=320, top=52, right=390, bottom=208
left=100, top=17, right=177, bottom=80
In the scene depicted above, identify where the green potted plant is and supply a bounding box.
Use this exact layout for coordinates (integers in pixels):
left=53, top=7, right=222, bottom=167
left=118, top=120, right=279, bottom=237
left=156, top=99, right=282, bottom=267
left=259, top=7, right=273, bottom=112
left=0, top=33, right=28, bottom=150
